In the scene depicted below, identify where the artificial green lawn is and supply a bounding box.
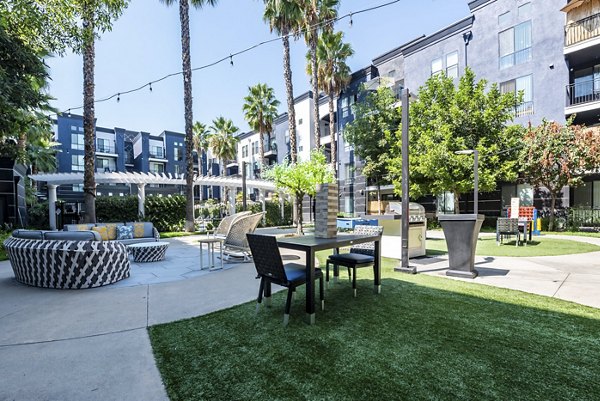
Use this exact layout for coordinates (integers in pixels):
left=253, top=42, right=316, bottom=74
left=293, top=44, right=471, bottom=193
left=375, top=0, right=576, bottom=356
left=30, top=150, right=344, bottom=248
left=426, top=236, right=600, bottom=257
left=160, top=231, right=206, bottom=239
left=149, top=256, right=600, bottom=401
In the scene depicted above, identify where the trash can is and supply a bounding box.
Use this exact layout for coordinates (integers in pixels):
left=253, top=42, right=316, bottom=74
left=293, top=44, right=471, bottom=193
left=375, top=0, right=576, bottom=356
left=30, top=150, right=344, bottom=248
left=438, top=214, right=484, bottom=279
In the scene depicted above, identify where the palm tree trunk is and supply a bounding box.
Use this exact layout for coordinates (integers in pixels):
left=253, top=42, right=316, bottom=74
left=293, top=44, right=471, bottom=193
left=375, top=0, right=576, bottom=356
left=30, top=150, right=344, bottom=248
left=178, top=0, right=195, bottom=232
left=328, top=90, right=336, bottom=177
left=282, top=34, right=297, bottom=164
left=82, top=13, right=96, bottom=224
left=259, top=130, right=265, bottom=176
left=310, top=33, right=320, bottom=149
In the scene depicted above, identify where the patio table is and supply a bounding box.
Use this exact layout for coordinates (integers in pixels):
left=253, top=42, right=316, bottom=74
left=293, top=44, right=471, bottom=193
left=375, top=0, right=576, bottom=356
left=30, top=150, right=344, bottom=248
left=276, top=233, right=382, bottom=325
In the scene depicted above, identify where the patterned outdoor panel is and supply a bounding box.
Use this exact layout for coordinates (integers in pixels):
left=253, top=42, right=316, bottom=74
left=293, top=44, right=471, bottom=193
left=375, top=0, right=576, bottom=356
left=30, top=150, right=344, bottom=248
left=350, top=225, right=384, bottom=256
left=3, top=237, right=130, bottom=289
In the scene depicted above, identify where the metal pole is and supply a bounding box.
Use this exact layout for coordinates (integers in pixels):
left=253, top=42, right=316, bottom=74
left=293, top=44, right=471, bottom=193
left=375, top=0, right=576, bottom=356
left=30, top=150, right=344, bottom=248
left=242, top=161, right=247, bottom=211
left=396, top=89, right=416, bottom=274
left=474, top=150, right=479, bottom=216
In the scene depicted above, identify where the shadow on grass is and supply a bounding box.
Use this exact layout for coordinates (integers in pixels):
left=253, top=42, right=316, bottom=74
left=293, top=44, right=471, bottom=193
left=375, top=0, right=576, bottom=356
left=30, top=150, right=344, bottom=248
left=149, top=272, right=600, bottom=401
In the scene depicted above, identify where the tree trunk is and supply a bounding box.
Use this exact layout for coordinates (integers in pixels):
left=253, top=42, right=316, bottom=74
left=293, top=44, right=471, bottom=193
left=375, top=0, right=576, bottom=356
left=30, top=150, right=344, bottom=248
left=82, top=13, right=96, bottom=224
left=295, top=195, right=303, bottom=235
left=310, top=33, right=320, bottom=149
left=16, top=131, right=26, bottom=163
left=328, top=90, right=337, bottom=177
left=454, top=191, right=460, bottom=214
left=282, top=33, right=297, bottom=164
left=178, top=0, right=195, bottom=232
left=259, top=130, right=265, bottom=175
left=549, top=193, right=557, bottom=231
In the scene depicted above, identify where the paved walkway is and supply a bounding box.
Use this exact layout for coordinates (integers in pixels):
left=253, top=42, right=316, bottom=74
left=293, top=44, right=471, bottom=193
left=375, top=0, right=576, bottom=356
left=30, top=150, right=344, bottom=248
left=1, top=231, right=599, bottom=400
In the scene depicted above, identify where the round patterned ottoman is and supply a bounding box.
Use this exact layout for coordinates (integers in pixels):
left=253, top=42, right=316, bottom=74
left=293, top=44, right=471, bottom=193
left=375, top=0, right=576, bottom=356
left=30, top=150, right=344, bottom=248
left=127, top=241, right=169, bottom=263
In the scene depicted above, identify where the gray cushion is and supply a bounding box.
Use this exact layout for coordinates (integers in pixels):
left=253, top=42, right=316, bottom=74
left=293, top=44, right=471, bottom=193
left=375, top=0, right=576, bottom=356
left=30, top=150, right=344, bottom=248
left=44, top=231, right=101, bottom=241
left=12, top=229, right=45, bottom=240
left=117, top=238, right=158, bottom=245
left=64, top=224, right=96, bottom=232
left=125, top=222, right=154, bottom=238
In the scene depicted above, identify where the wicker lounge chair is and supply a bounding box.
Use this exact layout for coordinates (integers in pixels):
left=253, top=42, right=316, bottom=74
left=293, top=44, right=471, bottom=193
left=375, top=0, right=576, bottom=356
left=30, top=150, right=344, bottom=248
left=210, top=211, right=252, bottom=239
left=221, top=212, right=265, bottom=261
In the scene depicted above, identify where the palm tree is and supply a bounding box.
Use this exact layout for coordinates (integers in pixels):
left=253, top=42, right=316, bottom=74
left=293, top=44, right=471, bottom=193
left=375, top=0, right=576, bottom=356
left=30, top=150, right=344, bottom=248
left=298, top=0, right=339, bottom=150
left=209, top=117, right=239, bottom=177
left=263, top=0, right=302, bottom=163
left=308, top=30, right=353, bottom=177
left=242, top=83, right=280, bottom=171
left=160, top=0, right=219, bottom=232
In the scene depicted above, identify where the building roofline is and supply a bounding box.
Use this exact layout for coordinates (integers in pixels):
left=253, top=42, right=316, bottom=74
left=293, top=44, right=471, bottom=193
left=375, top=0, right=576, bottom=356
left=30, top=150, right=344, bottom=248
left=468, top=0, right=494, bottom=11
left=371, top=35, right=426, bottom=66
left=402, top=15, right=474, bottom=57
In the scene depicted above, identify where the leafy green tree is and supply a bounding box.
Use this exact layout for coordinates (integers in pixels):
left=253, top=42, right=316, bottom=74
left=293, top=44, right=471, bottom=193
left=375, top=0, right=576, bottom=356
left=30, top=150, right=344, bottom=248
left=263, top=0, right=302, bottom=163
left=161, top=0, right=219, bottom=231
left=264, top=149, right=334, bottom=234
left=388, top=68, right=520, bottom=214
left=521, top=120, right=600, bottom=231
left=343, top=84, right=402, bottom=214
left=307, top=29, right=353, bottom=177
left=243, top=83, right=280, bottom=170
left=298, top=0, right=338, bottom=148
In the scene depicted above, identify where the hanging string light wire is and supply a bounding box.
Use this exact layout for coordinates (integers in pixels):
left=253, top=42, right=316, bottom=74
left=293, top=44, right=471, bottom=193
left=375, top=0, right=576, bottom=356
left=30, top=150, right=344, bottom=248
left=48, top=0, right=401, bottom=117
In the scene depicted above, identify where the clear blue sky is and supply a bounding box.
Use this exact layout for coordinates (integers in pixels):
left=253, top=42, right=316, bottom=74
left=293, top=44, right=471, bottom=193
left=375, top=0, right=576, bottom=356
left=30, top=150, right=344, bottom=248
left=46, top=0, right=470, bottom=134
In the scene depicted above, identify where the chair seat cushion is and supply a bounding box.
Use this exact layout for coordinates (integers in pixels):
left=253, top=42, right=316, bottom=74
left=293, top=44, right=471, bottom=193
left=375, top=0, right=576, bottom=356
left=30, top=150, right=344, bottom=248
left=328, top=253, right=375, bottom=265
left=284, top=263, right=322, bottom=283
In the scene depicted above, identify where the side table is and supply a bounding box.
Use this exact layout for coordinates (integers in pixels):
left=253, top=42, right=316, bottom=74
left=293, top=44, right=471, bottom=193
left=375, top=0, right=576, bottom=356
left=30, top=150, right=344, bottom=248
left=127, top=241, right=169, bottom=263
left=199, top=237, right=224, bottom=271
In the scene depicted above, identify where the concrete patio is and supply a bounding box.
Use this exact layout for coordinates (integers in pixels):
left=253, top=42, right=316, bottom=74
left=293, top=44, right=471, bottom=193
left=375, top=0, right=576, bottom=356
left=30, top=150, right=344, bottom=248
left=0, top=230, right=599, bottom=400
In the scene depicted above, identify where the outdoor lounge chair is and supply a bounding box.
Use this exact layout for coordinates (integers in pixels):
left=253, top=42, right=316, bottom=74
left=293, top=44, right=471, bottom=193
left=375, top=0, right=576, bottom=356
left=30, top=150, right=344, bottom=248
left=496, top=217, right=521, bottom=246
left=221, top=212, right=265, bottom=261
left=210, top=211, right=252, bottom=239
left=325, top=225, right=384, bottom=297
left=247, top=233, right=324, bottom=326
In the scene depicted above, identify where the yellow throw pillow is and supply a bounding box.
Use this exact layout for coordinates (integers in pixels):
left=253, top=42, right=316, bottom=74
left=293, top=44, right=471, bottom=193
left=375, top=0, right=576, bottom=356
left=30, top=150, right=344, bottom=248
left=92, top=226, right=109, bottom=241
left=76, top=224, right=90, bottom=231
left=104, top=224, right=118, bottom=240
left=133, top=223, right=145, bottom=239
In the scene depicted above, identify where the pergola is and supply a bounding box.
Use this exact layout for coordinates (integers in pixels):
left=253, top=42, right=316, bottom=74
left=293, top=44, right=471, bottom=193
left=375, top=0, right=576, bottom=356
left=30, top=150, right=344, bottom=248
left=30, top=172, right=279, bottom=230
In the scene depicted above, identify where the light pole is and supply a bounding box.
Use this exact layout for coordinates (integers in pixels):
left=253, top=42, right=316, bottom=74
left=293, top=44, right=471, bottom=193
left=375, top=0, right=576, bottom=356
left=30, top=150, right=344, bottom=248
left=455, top=149, right=478, bottom=215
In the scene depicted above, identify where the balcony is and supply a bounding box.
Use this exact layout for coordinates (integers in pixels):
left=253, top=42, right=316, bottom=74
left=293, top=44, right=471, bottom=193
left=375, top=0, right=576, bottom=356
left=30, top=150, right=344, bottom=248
left=149, top=148, right=166, bottom=159
left=565, top=12, right=600, bottom=48
left=264, top=142, right=277, bottom=158
left=96, top=143, right=115, bottom=154
left=566, top=80, right=600, bottom=107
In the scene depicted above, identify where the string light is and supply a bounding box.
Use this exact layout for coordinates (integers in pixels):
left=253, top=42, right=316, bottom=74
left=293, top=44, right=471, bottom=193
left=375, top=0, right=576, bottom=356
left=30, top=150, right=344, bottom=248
left=49, top=0, right=401, bottom=119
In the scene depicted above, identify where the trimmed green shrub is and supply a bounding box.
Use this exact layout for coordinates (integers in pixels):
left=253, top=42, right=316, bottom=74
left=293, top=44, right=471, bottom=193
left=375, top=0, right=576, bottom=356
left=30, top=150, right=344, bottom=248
left=235, top=200, right=292, bottom=227
left=27, top=202, right=50, bottom=230
left=96, top=196, right=139, bottom=223
left=145, top=195, right=186, bottom=232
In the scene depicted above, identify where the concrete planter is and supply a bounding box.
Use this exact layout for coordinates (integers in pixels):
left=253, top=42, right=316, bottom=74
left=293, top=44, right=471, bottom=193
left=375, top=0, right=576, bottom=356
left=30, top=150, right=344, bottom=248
left=314, top=183, right=338, bottom=239
left=438, top=214, right=484, bottom=279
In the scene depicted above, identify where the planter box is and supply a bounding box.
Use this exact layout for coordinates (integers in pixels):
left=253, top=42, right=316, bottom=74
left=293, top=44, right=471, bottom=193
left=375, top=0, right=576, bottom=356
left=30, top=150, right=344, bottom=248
left=438, top=214, right=484, bottom=279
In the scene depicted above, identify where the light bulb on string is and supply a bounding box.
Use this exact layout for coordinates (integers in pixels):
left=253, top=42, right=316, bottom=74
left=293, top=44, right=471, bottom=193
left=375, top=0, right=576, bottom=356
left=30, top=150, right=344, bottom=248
left=349, top=13, right=353, bottom=28
left=230, top=55, right=234, bottom=67
left=117, top=93, right=120, bottom=102
left=67, top=109, right=71, bottom=117
left=149, top=83, right=153, bottom=92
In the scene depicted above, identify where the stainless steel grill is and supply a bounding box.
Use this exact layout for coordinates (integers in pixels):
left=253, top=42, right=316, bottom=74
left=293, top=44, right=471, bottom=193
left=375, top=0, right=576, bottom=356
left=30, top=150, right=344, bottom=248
left=385, top=202, right=426, bottom=223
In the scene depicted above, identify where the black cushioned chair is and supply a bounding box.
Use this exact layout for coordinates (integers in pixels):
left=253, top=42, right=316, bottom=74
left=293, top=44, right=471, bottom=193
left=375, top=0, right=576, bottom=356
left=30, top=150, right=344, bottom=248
left=247, top=233, right=324, bottom=326
left=326, top=225, right=383, bottom=297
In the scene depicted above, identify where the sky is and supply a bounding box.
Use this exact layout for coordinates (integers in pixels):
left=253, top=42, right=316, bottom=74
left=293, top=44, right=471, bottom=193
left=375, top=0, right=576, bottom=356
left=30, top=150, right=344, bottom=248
left=46, top=0, right=470, bottom=135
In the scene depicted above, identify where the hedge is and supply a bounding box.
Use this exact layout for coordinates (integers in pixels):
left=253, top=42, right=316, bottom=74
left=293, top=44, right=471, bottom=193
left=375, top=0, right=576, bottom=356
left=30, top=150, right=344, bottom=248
left=145, top=195, right=186, bottom=232
left=235, top=200, right=292, bottom=227
left=27, top=202, right=50, bottom=230
left=96, top=196, right=139, bottom=223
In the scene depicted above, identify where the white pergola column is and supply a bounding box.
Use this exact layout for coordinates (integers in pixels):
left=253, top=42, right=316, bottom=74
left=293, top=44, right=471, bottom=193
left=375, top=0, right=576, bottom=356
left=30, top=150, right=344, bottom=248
left=259, top=189, right=266, bottom=223
left=279, top=192, right=285, bottom=220
left=228, top=186, right=236, bottom=215
left=137, top=183, right=146, bottom=217
left=48, top=184, right=58, bottom=230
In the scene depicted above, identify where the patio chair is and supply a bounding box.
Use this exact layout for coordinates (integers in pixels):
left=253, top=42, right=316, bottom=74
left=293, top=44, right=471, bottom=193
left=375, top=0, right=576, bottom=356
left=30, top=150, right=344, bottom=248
left=496, top=217, right=521, bottom=246
left=325, top=225, right=384, bottom=297
left=247, top=233, right=324, bottom=326
left=221, top=212, right=265, bottom=261
left=210, top=211, right=252, bottom=239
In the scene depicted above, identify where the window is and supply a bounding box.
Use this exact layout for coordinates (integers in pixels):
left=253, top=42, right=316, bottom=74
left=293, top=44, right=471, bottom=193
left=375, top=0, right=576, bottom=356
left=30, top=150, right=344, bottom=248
left=388, top=70, right=396, bottom=78
left=72, top=184, right=83, bottom=192
left=498, top=11, right=511, bottom=26
left=344, top=163, right=354, bottom=184
left=97, top=138, right=112, bottom=153
left=251, top=141, right=259, bottom=155
left=499, top=21, right=532, bottom=69
left=174, top=147, right=183, bottom=161
left=242, top=145, right=248, bottom=158
left=71, top=133, right=84, bottom=150
left=574, top=181, right=600, bottom=208
left=572, top=65, right=600, bottom=103
left=71, top=155, right=84, bottom=172
left=446, top=51, right=459, bottom=79
left=150, top=145, right=164, bottom=159
left=298, top=118, right=303, bottom=125
left=501, top=183, right=533, bottom=207
left=431, top=57, right=443, bottom=76
left=149, top=162, right=164, bottom=174
left=501, top=74, right=533, bottom=116
left=97, top=157, right=116, bottom=172
left=175, top=165, right=181, bottom=175
left=518, top=2, right=531, bottom=17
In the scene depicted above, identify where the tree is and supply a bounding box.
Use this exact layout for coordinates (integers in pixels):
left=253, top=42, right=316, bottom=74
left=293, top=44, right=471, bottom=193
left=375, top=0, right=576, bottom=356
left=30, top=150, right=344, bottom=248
left=264, top=149, right=334, bottom=235
left=243, top=83, right=280, bottom=171
left=298, top=0, right=338, bottom=149
left=344, top=84, right=402, bottom=214
left=263, top=0, right=302, bottom=163
left=161, top=0, right=219, bottom=231
left=388, top=68, right=520, bottom=214
left=521, top=120, right=600, bottom=231
left=209, top=117, right=239, bottom=177
left=307, top=29, right=353, bottom=176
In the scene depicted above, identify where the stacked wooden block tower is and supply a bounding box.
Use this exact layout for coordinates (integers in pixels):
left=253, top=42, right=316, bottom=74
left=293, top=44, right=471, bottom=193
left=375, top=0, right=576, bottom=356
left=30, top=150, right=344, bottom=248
left=315, top=183, right=338, bottom=238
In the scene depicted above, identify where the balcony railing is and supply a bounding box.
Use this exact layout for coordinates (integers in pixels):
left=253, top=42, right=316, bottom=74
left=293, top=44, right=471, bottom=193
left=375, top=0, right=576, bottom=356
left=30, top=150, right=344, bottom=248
left=149, top=148, right=165, bottom=159
left=565, top=12, right=600, bottom=47
left=566, top=79, right=600, bottom=107
left=96, top=143, right=115, bottom=153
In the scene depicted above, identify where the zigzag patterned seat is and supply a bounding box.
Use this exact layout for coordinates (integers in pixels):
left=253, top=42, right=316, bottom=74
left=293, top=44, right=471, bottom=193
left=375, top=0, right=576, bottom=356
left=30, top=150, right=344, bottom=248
left=3, top=237, right=130, bottom=289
